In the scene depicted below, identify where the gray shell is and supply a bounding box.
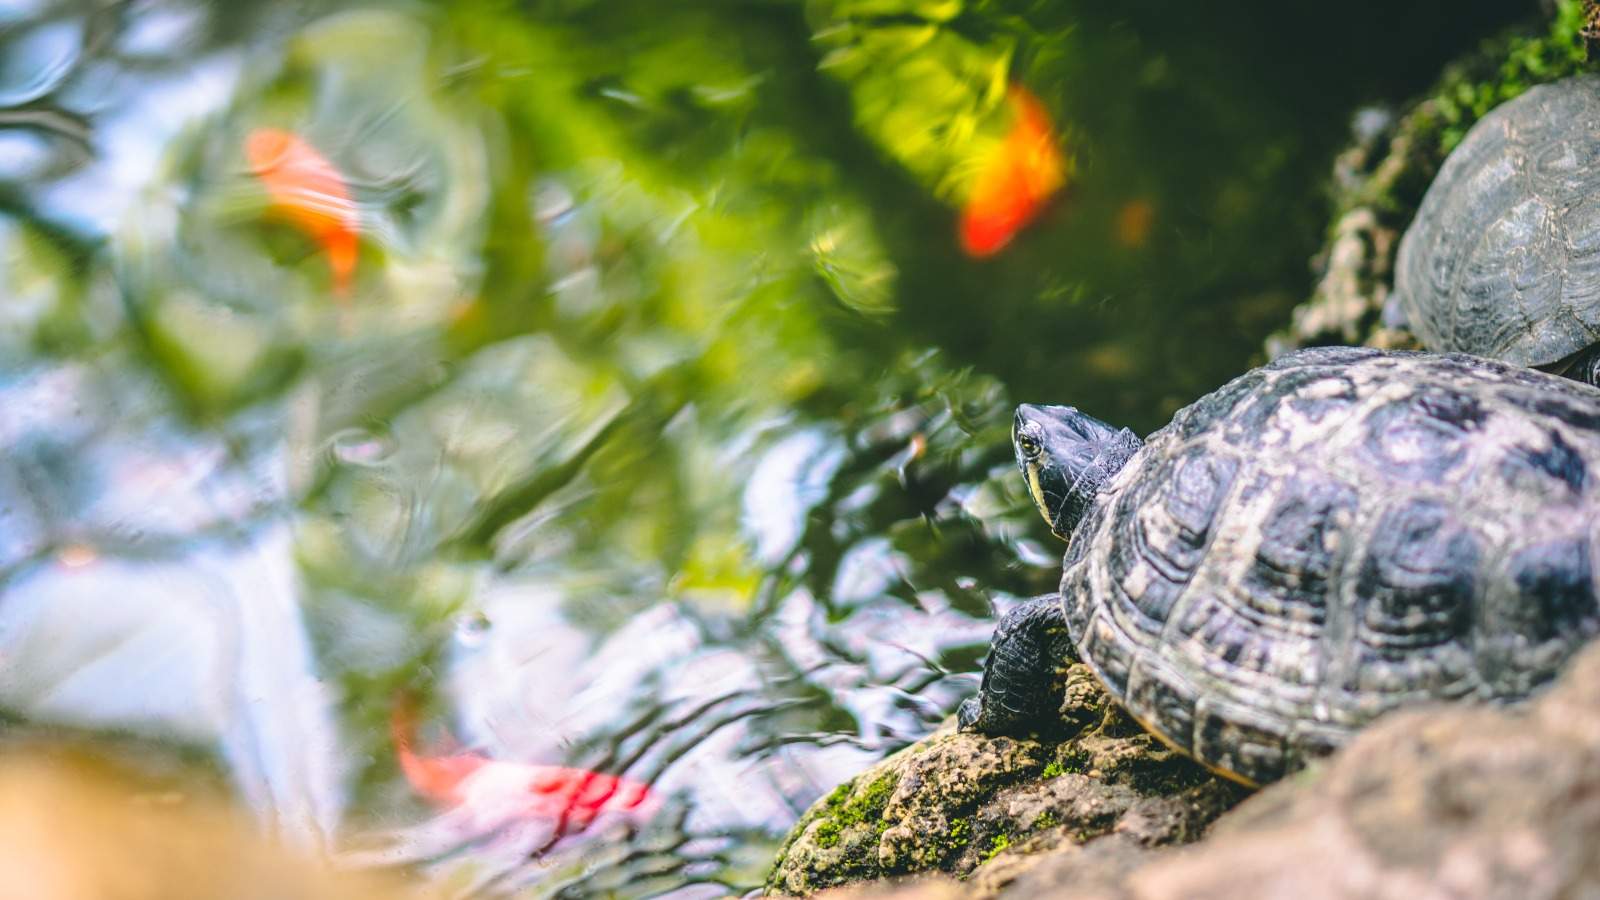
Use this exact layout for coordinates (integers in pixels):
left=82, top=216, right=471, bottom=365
left=1395, top=76, right=1600, bottom=368
left=1061, top=346, right=1600, bottom=785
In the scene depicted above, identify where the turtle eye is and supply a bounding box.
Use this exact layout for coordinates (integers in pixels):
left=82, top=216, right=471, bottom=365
left=1018, top=434, right=1042, bottom=458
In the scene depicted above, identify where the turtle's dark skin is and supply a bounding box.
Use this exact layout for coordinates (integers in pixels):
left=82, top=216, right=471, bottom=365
left=960, top=346, right=1600, bottom=786
left=955, top=408, right=1139, bottom=738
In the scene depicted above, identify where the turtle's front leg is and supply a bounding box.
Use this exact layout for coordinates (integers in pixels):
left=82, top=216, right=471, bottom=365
left=958, top=593, right=1073, bottom=736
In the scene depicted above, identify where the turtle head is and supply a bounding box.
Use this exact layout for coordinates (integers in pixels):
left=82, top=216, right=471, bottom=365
left=1013, top=404, right=1142, bottom=541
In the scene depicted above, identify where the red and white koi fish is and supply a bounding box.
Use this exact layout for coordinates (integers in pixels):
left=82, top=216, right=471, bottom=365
left=244, top=127, right=360, bottom=297
left=958, top=85, right=1067, bottom=258
left=390, top=702, right=657, bottom=835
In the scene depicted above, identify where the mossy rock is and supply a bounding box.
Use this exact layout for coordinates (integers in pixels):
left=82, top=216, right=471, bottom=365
left=1269, top=0, right=1597, bottom=357
left=763, top=664, right=1244, bottom=896
left=817, top=640, right=1600, bottom=900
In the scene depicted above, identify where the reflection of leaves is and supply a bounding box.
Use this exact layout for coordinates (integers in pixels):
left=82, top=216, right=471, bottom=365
left=807, top=0, right=1018, bottom=204
left=887, top=518, right=1000, bottom=618
left=140, top=292, right=307, bottom=414
left=763, top=353, right=1048, bottom=623
left=810, top=201, right=898, bottom=316
left=697, top=351, right=1057, bottom=784
left=8, top=2, right=1061, bottom=895
left=0, top=0, right=267, bottom=246
left=0, top=218, right=92, bottom=356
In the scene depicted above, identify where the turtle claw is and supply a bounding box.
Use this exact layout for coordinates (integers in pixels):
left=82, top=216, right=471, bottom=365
left=962, top=594, right=1069, bottom=737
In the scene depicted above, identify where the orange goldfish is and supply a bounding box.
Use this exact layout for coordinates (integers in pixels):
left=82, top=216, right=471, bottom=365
left=390, top=702, right=657, bottom=835
left=959, top=86, right=1067, bottom=258
left=244, top=127, right=360, bottom=297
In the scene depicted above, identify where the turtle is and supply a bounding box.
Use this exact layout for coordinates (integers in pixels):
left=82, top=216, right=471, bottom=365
left=958, top=345, right=1600, bottom=786
left=1392, top=75, right=1600, bottom=386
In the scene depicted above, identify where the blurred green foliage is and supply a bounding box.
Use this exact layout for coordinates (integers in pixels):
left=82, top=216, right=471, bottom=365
left=808, top=0, right=1015, bottom=204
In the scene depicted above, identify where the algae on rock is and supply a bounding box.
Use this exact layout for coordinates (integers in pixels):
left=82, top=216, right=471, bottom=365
left=764, top=664, right=1242, bottom=896
left=814, top=639, right=1600, bottom=900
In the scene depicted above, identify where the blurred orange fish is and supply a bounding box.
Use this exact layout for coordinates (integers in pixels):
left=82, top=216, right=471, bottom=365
left=1114, top=198, right=1156, bottom=248
left=959, top=86, right=1067, bottom=258
left=390, top=702, right=657, bottom=834
left=244, top=128, right=360, bottom=297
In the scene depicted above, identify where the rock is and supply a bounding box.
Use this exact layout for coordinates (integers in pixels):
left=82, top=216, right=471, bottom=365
left=797, top=640, right=1600, bottom=900
left=764, top=663, right=1243, bottom=896
left=0, top=744, right=431, bottom=900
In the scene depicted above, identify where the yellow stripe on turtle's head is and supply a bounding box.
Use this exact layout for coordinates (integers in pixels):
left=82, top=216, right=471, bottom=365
left=1012, top=404, right=1143, bottom=542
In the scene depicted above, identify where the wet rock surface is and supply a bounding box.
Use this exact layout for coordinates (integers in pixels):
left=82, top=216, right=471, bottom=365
left=778, top=641, right=1600, bottom=900
left=764, top=664, right=1242, bottom=896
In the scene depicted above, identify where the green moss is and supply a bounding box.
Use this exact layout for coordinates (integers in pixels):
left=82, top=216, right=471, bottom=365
left=813, top=818, right=843, bottom=849
left=1432, top=0, right=1590, bottom=151
left=767, top=770, right=904, bottom=889
left=813, top=772, right=898, bottom=850
left=944, top=816, right=973, bottom=853
left=1040, top=761, right=1064, bottom=778
left=839, top=774, right=896, bottom=827
left=980, top=832, right=1012, bottom=864
left=822, top=780, right=853, bottom=809
left=1031, top=811, right=1058, bottom=831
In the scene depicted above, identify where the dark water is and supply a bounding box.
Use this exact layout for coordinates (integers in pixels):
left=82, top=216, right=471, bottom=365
left=0, top=0, right=1535, bottom=895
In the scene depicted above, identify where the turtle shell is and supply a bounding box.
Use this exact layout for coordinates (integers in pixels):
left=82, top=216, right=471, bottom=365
left=1061, top=346, right=1600, bottom=785
left=1395, top=75, right=1600, bottom=368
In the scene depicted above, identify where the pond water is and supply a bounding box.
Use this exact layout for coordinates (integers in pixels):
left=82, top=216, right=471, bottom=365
left=0, top=0, right=1533, bottom=895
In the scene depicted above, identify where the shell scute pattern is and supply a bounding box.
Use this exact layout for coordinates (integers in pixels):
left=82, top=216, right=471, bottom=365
left=1060, top=348, right=1600, bottom=784
left=1464, top=534, right=1600, bottom=700
left=1168, top=584, right=1324, bottom=720
left=1080, top=606, right=1134, bottom=699
left=1563, top=197, right=1600, bottom=332
left=1262, top=345, right=1384, bottom=369
left=1357, top=386, right=1485, bottom=483
left=1498, top=428, right=1589, bottom=496
left=1124, top=655, right=1197, bottom=750
left=1225, top=367, right=1359, bottom=450
left=1193, top=696, right=1288, bottom=784
left=1348, top=499, right=1479, bottom=668
left=1168, top=368, right=1264, bottom=443
left=1505, top=537, right=1599, bottom=646
left=1523, top=85, right=1600, bottom=201
left=1060, top=563, right=1095, bottom=648
left=1397, top=76, right=1600, bottom=366
left=1526, top=392, right=1600, bottom=433
left=1103, top=444, right=1238, bottom=639
left=1236, top=473, right=1355, bottom=639
left=1450, top=182, right=1541, bottom=360
left=1284, top=375, right=1359, bottom=425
